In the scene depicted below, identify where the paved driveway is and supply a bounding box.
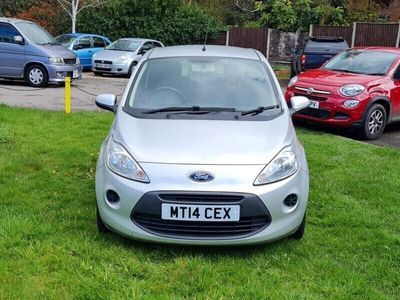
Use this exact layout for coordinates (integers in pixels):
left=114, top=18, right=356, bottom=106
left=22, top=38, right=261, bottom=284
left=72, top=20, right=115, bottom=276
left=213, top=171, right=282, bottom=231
left=0, top=73, right=128, bottom=111
left=0, top=74, right=399, bottom=149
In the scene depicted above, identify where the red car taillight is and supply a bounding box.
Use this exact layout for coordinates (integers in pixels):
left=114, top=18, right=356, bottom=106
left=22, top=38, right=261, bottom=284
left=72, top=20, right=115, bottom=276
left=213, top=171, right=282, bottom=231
left=301, top=54, right=307, bottom=65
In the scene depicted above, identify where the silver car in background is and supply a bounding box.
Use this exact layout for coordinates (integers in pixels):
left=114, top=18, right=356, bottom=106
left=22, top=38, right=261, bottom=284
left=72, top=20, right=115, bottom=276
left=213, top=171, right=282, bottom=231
left=91, top=38, right=163, bottom=77
left=95, top=45, right=310, bottom=245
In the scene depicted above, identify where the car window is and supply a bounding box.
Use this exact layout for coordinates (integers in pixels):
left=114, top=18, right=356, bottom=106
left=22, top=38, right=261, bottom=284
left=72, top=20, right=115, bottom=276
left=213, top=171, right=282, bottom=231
left=127, top=57, right=278, bottom=111
left=153, top=42, right=163, bottom=48
left=93, top=36, right=106, bottom=48
left=15, top=22, right=55, bottom=45
left=325, top=50, right=398, bottom=76
left=0, top=23, right=20, bottom=43
left=55, top=34, right=76, bottom=46
left=106, top=39, right=140, bottom=51
left=75, top=36, right=91, bottom=49
left=141, top=42, right=153, bottom=51
left=103, top=38, right=111, bottom=46
left=305, top=40, right=348, bottom=53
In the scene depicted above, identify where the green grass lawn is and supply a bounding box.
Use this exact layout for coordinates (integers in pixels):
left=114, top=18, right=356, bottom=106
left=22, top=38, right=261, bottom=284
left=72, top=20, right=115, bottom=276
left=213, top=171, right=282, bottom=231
left=0, top=105, right=399, bottom=299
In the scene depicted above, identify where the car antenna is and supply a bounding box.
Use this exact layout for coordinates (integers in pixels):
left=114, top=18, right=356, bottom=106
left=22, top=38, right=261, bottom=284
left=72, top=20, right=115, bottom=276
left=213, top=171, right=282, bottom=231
left=202, top=32, right=208, bottom=52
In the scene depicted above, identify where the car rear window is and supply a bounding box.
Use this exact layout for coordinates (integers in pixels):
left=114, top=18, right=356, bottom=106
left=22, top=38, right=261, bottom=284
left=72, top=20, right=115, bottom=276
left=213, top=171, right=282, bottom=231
left=305, top=40, right=349, bottom=54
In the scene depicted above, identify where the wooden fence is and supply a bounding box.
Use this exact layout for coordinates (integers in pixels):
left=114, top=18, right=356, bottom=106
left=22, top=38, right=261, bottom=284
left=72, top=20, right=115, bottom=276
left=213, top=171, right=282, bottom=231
left=208, top=22, right=400, bottom=63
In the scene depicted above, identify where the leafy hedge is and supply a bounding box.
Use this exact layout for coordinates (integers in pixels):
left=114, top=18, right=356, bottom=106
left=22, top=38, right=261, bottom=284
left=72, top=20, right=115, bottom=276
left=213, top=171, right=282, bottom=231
left=76, top=0, right=222, bottom=45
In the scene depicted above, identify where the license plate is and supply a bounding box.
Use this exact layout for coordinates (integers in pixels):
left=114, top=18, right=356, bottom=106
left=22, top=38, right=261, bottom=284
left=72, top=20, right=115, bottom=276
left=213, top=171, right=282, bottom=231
left=161, top=204, right=240, bottom=222
left=72, top=70, right=79, bottom=79
left=96, top=63, right=111, bottom=68
left=309, top=100, right=319, bottom=109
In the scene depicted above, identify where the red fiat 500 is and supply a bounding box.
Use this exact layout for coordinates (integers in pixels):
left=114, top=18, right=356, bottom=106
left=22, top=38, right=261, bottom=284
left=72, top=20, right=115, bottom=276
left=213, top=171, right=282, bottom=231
left=285, top=47, right=400, bottom=139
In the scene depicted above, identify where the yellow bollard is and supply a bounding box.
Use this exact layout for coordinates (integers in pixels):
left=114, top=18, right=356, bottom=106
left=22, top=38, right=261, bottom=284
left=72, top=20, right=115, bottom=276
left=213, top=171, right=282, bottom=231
left=65, top=76, right=71, bottom=114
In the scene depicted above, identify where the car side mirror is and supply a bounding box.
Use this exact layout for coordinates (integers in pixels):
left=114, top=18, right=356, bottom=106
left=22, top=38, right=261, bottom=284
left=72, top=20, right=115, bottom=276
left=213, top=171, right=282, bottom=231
left=13, top=35, right=24, bottom=45
left=139, top=48, right=148, bottom=55
left=96, top=94, right=117, bottom=112
left=290, top=96, right=309, bottom=115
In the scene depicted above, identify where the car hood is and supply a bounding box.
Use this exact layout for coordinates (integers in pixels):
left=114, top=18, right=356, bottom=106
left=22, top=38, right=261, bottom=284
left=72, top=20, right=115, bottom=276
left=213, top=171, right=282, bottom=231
left=112, top=111, right=294, bottom=165
left=37, top=44, right=77, bottom=59
left=94, top=50, right=138, bottom=60
left=298, top=68, right=381, bottom=87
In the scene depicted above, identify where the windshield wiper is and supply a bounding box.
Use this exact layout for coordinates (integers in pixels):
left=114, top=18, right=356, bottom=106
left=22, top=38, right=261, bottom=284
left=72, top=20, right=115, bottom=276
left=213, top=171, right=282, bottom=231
left=241, top=104, right=280, bottom=116
left=142, top=106, right=236, bottom=114
left=328, top=68, right=364, bottom=75
left=39, top=42, right=60, bottom=45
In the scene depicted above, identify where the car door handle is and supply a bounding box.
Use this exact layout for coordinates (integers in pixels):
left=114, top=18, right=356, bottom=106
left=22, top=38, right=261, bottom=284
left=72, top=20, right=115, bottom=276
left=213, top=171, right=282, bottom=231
left=88, top=50, right=92, bottom=53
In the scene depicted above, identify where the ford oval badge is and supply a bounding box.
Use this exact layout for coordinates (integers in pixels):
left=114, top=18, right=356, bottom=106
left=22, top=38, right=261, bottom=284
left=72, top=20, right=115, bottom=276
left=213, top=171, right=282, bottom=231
left=189, top=171, right=215, bottom=182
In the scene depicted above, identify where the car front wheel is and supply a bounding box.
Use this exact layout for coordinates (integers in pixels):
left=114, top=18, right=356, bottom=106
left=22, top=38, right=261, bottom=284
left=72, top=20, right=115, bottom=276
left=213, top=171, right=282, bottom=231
left=291, top=212, right=306, bottom=240
left=96, top=207, right=109, bottom=234
left=360, top=103, right=387, bottom=140
left=26, top=64, right=49, bottom=87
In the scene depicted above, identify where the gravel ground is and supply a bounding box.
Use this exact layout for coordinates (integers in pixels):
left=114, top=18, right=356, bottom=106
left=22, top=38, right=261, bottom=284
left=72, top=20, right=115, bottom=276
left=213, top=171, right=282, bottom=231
left=0, top=74, right=399, bottom=149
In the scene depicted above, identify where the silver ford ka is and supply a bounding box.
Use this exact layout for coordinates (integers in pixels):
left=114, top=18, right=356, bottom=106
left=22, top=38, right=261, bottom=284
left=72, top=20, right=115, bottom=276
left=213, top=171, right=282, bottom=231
left=95, top=45, right=310, bottom=245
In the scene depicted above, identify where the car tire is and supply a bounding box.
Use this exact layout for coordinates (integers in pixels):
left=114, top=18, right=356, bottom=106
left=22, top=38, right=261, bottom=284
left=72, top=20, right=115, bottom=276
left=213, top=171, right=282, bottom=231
left=359, top=103, right=387, bottom=140
left=127, top=62, right=137, bottom=78
left=26, top=64, right=49, bottom=87
left=93, top=71, right=103, bottom=76
left=291, top=212, right=306, bottom=240
left=96, top=207, right=109, bottom=234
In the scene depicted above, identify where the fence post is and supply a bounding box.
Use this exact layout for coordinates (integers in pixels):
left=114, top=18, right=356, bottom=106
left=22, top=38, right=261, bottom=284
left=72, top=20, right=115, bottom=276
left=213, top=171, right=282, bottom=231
left=266, top=28, right=271, bottom=60
left=309, top=24, right=313, bottom=37
left=396, top=21, right=400, bottom=48
left=65, top=77, right=71, bottom=114
left=351, top=22, right=357, bottom=47
left=225, top=30, right=230, bottom=46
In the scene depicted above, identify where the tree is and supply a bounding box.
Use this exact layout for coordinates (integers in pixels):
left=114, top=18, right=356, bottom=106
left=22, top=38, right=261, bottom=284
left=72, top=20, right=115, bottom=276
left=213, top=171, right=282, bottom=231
left=55, top=0, right=109, bottom=33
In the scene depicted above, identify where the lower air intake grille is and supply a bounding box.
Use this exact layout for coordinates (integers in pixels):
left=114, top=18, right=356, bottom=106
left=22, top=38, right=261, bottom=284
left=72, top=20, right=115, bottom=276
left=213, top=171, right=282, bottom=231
left=131, top=191, right=271, bottom=239
left=133, top=213, right=270, bottom=238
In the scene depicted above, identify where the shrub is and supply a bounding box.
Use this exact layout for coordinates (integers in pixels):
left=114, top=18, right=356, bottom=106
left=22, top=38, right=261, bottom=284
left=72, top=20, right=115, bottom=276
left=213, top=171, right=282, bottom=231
left=76, top=0, right=221, bottom=45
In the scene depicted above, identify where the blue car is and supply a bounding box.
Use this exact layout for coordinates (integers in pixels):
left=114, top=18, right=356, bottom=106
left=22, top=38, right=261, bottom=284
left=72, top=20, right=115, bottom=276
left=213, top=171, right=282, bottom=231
left=56, top=33, right=112, bottom=69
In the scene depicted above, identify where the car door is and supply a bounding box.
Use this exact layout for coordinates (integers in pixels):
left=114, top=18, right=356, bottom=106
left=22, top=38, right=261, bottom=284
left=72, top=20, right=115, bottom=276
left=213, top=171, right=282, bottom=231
left=73, top=36, right=92, bottom=67
left=91, top=36, right=107, bottom=58
left=0, top=22, right=26, bottom=77
left=390, top=64, right=400, bottom=118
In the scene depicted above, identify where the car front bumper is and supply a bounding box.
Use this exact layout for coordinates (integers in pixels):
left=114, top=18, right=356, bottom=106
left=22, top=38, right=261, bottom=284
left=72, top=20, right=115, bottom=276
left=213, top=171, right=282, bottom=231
left=47, top=64, right=82, bottom=83
left=285, top=88, right=366, bottom=128
left=92, top=61, right=130, bottom=75
left=95, top=146, right=309, bottom=246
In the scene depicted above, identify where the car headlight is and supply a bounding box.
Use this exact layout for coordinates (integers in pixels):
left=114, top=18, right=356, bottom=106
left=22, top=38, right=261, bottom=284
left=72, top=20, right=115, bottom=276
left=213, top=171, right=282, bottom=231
left=339, top=84, right=365, bottom=97
left=106, top=137, right=149, bottom=183
left=117, top=55, right=128, bottom=62
left=49, top=57, right=64, bottom=64
left=288, top=76, right=297, bottom=87
left=343, top=100, right=360, bottom=109
left=76, top=57, right=80, bottom=65
left=254, top=144, right=299, bottom=185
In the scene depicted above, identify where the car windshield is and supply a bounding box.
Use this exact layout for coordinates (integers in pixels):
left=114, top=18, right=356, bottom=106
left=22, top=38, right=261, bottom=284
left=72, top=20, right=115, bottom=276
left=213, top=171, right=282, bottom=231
left=15, top=22, right=57, bottom=45
left=106, top=39, right=140, bottom=51
left=324, top=50, right=398, bottom=75
left=55, top=34, right=76, bottom=46
left=127, top=57, right=278, bottom=112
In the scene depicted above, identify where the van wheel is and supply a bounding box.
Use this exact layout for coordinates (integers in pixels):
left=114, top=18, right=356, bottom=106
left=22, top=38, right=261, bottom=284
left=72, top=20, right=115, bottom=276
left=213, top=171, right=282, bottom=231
left=359, top=103, right=387, bottom=140
left=93, top=71, right=103, bottom=76
left=96, top=207, right=109, bottom=234
left=291, top=212, right=306, bottom=240
left=26, top=64, right=49, bottom=87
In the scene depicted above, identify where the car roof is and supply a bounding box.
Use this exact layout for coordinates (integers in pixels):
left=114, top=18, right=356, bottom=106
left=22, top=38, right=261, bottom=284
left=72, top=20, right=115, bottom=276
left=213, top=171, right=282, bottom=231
left=58, top=33, right=106, bottom=37
left=0, top=17, right=34, bottom=24
left=116, top=38, right=157, bottom=42
left=148, top=45, right=260, bottom=60
left=351, top=46, right=400, bottom=54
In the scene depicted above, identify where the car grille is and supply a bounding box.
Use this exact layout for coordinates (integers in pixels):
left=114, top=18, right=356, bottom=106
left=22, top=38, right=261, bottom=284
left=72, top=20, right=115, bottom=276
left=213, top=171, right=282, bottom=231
left=63, top=58, right=77, bottom=65
left=296, top=107, right=330, bottom=119
left=133, top=213, right=270, bottom=238
left=94, top=60, right=113, bottom=64
left=158, top=193, right=244, bottom=203
left=294, top=92, right=327, bottom=102
left=131, top=191, right=271, bottom=239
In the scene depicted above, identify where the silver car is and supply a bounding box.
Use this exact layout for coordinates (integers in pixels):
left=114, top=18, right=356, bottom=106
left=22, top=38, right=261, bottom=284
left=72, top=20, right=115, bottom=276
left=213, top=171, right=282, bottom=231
left=91, top=38, right=163, bottom=76
left=95, top=45, right=310, bottom=245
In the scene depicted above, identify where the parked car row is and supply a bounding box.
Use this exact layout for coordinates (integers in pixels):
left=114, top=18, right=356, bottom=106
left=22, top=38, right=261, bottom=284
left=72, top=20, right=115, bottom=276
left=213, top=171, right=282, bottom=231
left=0, top=17, right=163, bottom=87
